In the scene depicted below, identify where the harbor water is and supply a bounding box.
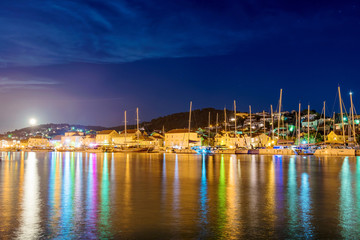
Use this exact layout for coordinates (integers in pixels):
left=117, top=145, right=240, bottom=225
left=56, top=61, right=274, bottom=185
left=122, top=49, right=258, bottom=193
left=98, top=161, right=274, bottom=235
left=1, top=152, right=360, bottom=239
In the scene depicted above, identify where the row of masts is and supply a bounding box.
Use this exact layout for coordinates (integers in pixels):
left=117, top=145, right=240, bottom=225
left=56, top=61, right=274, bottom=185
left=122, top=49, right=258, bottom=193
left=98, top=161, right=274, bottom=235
left=123, top=108, right=140, bottom=145
left=124, top=86, right=356, bottom=147
left=188, top=86, right=357, bottom=146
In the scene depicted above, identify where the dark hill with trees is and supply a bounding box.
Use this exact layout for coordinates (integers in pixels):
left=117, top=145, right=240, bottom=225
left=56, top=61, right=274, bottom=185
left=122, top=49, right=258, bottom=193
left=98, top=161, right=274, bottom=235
left=102, top=108, right=238, bottom=132
left=5, top=108, right=246, bottom=138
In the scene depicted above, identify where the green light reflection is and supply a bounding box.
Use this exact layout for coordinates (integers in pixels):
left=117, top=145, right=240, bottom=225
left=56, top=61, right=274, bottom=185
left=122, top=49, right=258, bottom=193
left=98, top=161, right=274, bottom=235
left=100, top=153, right=111, bottom=238
left=287, top=157, right=298, bottom=236
left=218, top=155, right=226, bottom=235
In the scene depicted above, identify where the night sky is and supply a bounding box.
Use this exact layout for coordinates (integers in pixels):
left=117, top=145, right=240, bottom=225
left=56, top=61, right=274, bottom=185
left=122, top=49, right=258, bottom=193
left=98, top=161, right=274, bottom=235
left=1, top=0, right=360, bottom=132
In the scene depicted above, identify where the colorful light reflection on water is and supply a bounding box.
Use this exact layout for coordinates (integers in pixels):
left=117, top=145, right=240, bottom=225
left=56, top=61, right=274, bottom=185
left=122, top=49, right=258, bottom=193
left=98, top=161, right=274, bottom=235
left=1, top=153, right=360, bottom=238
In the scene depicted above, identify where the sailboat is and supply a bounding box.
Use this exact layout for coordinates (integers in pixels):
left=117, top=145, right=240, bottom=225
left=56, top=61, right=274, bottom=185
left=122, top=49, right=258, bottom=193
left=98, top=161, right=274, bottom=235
left=259, top=89, right=296, bottom=155
left=314, top=86, right=355, bottom=156
left=213, top=106, right=237, bottom=154
left=295, top=103, right=316, bottom=155
left=174, top=101, right=198, bottom=154
left=116, top=108, right=153, bottom=153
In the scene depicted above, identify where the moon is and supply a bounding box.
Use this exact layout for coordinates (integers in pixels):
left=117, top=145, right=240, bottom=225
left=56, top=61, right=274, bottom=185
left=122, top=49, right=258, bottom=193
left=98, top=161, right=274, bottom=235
left=29, top=118, right=37, bottom=126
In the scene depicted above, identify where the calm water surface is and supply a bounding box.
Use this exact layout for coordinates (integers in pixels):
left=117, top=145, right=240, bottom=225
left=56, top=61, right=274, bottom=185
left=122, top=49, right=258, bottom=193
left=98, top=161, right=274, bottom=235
left=1, top=152, right=360, bottom=239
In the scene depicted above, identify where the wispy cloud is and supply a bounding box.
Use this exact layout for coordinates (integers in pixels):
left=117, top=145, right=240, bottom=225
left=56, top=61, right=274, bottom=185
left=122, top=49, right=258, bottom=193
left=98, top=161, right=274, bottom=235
left=0, top=77, right=59, bottom=91
left=0, top=0, right=357, bottom=67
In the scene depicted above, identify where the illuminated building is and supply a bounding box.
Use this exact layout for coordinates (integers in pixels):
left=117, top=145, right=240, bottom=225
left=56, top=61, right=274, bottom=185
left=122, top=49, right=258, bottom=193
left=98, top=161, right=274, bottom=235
left=96, top=130, right=120, bottom=146
left=28, top=136, right=50, bottom=148
left=83, top=134, right=96, bottom=147
left=325, top=131, right=348, bottom=144
left=61, top=131, right=85, bottom=148
left=164, top=129, right=201, bottom=149
left=49, top=135, right=62, bottom=148
left=113, top=129, right=142, bottom=146
left=214, top=132, right=271, bottom=148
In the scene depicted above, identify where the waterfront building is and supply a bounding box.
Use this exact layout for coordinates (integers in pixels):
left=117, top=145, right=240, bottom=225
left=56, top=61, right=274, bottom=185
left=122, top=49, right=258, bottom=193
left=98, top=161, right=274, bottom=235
left=0, top=139, right=9, bottom=148
left=252, top=133, right=272, bottom=147
left=61, top=131, right=85, bottom=148
left=50, top=135, right=62, bottom=148
left=28, top=136, right=50, bottom=148
left=19, top=139, right=28, bottom=148
left=113, top=129, right=142, bottom=146
left=96, top=130, right=120, bottom=146
left=164, top=129, right=201, bottom=149
left=148, top=132, right=165, bottom=148
left=325, top=131, right=347, bottom=143
left=83, top=134, right=96, bottom=147
left=214, top=132, right=271, bottom=148
left=214, top=132, right=243, bottom=148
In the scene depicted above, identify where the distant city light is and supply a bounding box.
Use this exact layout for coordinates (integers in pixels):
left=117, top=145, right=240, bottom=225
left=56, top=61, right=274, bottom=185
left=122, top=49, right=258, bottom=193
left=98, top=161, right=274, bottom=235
left=29, top=118, right=37, bottom=126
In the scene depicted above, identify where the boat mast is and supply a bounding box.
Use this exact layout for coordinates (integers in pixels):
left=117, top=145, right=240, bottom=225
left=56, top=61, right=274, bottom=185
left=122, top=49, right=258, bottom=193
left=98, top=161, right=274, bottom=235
left=208, top=111, right=211, bottom=143
left=216, top=113, right=218, bottom=135
left=278, top=89, right=283, bottom=139
left=271, top=105, right=274, bottom=139
left=350, top=92, right=356, bottom=144
left=249, top=105, right=252, bottom=139
left=338, top=86, right=346, bottom=144
left=124, top=110, right=127, bottom=145
left=295, top=112, right=298, bottom=143
left=323, top=101, right=326, bottom=143
left=263, top=110, right=266, bottom=134
left=307, top=105, right=310, bottom=145
left=136, top=107, right=139, bottom=144
left=234, top=100, right=237, bottom=135
left=188, top=101, right=192, bottom=148
left=298, top=103, right=301, bottom=145
left=224, top=107, right=227, bottom=132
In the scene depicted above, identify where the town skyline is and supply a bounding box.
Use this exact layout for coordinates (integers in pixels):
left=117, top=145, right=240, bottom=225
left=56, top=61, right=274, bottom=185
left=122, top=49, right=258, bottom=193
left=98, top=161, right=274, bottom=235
left=2, top=93, right=356, bottom=134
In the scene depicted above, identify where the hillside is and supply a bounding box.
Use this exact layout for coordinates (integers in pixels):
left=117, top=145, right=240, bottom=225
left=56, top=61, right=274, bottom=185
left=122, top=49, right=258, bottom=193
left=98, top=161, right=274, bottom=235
left=144, top=108, right=236, bottom=131
left=5, top=108, right=242, bottom=138
left=5, top=123, right=107, bottom=139
left=107, top=108, right=240, bottom=132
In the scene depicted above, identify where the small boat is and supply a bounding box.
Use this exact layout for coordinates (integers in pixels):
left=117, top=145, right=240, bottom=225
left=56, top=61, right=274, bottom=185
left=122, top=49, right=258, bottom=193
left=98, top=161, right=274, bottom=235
left=173, top=148, right=198, bottom=154
left=259, top=146, right=295, bottom=155
left=248, top=149, right=260, bottom=155
left=115, top=147, right=152, bottom=153
left=295, top=145, right=316, bottom=155
left=235, top=148, right=248, bottom=154
left=192, top=146, right=214, bottom=154
left=356, top=149, right=360, bottom=156
left=213, top=148, right=235, bottom=154
left=314, top=145, right=355, bottom=156
left=86, top=148, right=104, bottom=153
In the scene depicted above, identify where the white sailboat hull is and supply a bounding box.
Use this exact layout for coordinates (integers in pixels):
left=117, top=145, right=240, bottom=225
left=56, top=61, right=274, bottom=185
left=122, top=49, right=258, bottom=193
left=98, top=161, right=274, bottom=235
left=173, top=149, right=198, bottom=154
left=314, top=148, right=355, bottom=156
left=259, top=148, right=295, bottom=155
left=213, top=149, right=236, bottom=154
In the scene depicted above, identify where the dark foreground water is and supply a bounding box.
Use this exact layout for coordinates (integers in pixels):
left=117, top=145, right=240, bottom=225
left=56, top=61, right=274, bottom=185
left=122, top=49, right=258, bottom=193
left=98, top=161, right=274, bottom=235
left=1, top=152, right=360, bottom=239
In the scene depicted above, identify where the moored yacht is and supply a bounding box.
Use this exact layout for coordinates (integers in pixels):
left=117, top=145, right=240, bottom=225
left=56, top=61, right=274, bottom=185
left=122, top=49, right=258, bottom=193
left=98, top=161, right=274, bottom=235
left=259, top=145, right=295, bottom=155
left=314, top=145, right=355, bottom=156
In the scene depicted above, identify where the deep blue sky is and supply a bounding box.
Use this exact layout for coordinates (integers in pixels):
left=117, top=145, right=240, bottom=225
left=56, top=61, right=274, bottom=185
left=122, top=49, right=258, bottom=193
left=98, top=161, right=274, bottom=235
left=0, top=0, right=360, bottom=131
